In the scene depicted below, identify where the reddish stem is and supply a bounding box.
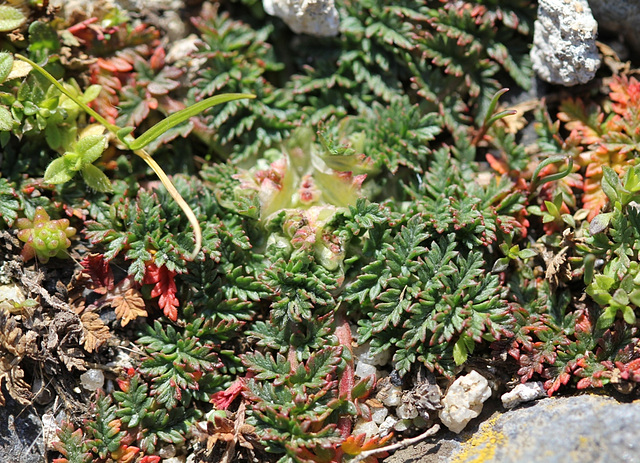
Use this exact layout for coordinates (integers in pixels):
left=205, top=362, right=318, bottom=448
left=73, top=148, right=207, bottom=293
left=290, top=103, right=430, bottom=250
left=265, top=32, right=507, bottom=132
left=335, top=312, right=354, bottom=438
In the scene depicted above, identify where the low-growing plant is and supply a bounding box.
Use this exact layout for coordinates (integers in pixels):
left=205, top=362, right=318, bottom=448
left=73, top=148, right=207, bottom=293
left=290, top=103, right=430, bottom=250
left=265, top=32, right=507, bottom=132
left=13, top=53, right=255, bottom=259
left=6, top=2, right=640, bottom=463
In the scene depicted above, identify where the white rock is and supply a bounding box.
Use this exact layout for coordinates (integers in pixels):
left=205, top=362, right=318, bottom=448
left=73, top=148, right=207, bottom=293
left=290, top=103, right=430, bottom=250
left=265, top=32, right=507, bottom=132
left=438, top=370, right=492, bottom=434
left=531, top=0, right=601, bottom=86
left=371, top=406, right=389, bottom=424
left=353, top=419, right=379, bottom=438
left=263, top=0, right=339, bottom=37
left=355, top=361, right=378, bottom=379
left=378, top=415, right=398, bottom=437
left=353, top=342, right=392, bottom=366
left=80, top=369, right=104, bottom=392
left=501, top=381, right=547, bottom=409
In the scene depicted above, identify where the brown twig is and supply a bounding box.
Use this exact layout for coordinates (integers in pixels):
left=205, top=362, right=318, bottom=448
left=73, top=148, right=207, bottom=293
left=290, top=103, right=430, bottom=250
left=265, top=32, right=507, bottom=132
left=352, top=424, right=441, bottom=463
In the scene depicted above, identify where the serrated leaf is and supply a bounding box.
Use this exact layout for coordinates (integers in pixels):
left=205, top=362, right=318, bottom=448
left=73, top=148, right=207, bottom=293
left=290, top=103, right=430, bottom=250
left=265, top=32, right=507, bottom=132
left=0, top=53, right=13, bottom=83
left=74, top=133, right=107, bottom=164
left=81, top=164, right=113, bottom=192
left=111, top=287, right=147, bottom=326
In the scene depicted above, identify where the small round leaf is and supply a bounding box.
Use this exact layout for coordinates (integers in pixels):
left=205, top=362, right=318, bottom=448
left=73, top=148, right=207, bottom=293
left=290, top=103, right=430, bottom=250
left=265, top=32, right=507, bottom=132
left=0, top=6, right=26, bottom=32
left=44, top=157, right=74, bottom=184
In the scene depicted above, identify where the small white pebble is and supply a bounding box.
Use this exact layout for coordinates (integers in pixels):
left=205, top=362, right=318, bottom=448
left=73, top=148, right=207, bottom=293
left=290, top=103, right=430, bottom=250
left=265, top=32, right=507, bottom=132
left=80, top=369, right=104, bottom=391
left=158, top=444, right=176, bottom=459
left=379, top=416, right=398, bottom=436
left=438, top=370, right=492, bottom=433
left=353, top=342, right=391, bottom=366
left=355, top=361, right=378, bottom=379
left=162, top=457, right=186, bottom=463
left=353, top=419, right=379, bottom=438
left=371, top=406, right=389, bottom=424
left=501, top=381, right=546, bottom=409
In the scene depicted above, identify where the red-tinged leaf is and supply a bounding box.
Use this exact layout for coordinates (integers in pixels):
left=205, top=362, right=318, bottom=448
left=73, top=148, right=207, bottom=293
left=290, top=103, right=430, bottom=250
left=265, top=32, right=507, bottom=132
left=150, top=46, right=165, bottom=71
left=110, top=444, right=139, bottom=463
left=97, top=56, right=133, bottom=73
left=143, top=262, right=180, bottom=321
left=211, top=379, right=245, bottom=409
left=139, top=456, right=161, bottom=463
left=341, top=432, right=393, bottom=462
left=80, top=253, right=114, bottom=293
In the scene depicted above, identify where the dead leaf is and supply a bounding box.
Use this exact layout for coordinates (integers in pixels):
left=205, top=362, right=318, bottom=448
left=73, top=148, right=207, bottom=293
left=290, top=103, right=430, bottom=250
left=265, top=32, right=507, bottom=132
left=194, top=401, right=260, bottom=463
left=80, top=311, right=111, bottom=353
left=112, top=287, right=147, bottom=327
left=0, top=357, right=32, bottom=406
left=499, top=100, right=539, bottom=134
left=47, top=310, right=86, bottom=372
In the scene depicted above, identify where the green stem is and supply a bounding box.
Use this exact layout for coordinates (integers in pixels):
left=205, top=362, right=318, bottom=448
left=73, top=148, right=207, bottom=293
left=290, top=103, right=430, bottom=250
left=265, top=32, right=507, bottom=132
left=15, top=54, right=120, bottom=134
left=16, top=54, right=254, bottom=261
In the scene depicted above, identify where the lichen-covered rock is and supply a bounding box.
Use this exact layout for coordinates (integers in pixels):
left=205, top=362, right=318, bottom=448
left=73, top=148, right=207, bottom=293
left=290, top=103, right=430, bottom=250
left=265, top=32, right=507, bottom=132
left=262, top=0, right=339, bottom=37
left=589, top=0, right=640, bottom=53
left=531, top=0, right=601, bottom=86
left=438, top=370, right=492, bottom=433
left=501, top=381, right=546, bottom=409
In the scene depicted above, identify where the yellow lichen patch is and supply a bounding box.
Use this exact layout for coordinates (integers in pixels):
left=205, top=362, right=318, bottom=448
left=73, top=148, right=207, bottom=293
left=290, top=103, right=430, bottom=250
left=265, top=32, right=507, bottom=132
left=450, top=416, right=505, bottom=463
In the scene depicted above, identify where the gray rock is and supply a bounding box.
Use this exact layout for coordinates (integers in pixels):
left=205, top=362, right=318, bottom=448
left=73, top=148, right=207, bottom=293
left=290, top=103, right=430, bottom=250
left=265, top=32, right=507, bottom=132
left=385, top=395, right=640, bottom=463
left=589, top=0, right=640, bottom=53
left=531, top=0, right=601, bottom=86
left=0, top=397, right=45, bottom=463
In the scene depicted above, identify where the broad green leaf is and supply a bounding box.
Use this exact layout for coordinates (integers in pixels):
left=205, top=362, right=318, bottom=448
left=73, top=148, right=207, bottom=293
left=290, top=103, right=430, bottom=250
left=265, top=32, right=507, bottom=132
left=517, top=248, right=537, bottom=259
left=0, top=53, right=13, bottom=83
left=44, top=157, right=74, bottom=184
left=0, top=106, right=13, bottom=131
left=544, top=200, right=558, bottom=217
left=82, top=164, right=113, bottom=192
left=622, top=305, right=636, bottom=325
left=601, top=165, right=621, bottom=203
left=80, top=84, right=102, bottom=103
left=589, top=212, right=612, bottom=235
left=452, top=338, right=468, bottom=365
left=596, top=306, right=617, bottom=329
left=0, top=6, right=26, bottom=32
left=75, top=133, right=107, bottom=164
left=127, top=93, right=256, bottom=150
